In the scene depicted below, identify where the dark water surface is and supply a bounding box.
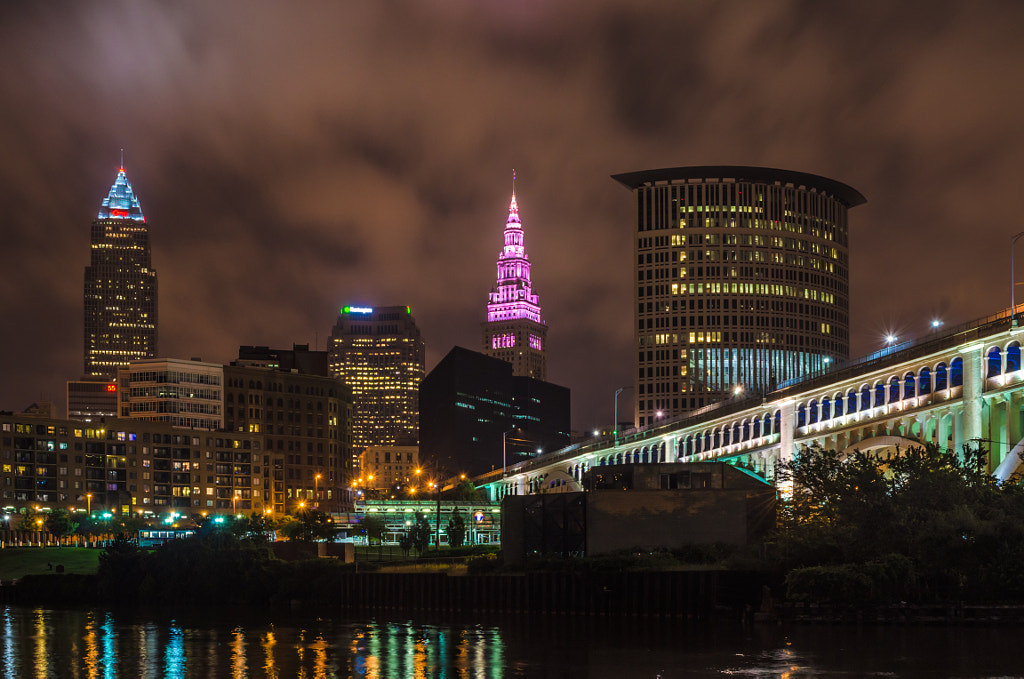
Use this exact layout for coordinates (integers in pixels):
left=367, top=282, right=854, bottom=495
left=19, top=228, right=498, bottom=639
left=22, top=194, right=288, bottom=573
left=1, top=605, right=1022, bottom=677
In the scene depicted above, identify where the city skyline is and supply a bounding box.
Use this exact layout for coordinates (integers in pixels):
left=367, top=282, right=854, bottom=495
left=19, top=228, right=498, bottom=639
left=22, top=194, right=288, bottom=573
left=2, top=2, right=1023, bottom=431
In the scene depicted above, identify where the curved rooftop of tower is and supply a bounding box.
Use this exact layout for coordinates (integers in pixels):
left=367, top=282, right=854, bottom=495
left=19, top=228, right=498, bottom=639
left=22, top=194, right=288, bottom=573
left=610, top=165, right=866, bottom=208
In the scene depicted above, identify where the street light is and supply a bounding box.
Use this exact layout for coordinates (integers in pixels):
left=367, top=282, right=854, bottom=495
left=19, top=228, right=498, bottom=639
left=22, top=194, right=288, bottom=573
left=613, top=386, right=633, bottom=443
left=86, top=493, right=92, bottom=517
left=314, top=473, right=321, bottom=508
left=1012, top=231, right=1024, bottom=325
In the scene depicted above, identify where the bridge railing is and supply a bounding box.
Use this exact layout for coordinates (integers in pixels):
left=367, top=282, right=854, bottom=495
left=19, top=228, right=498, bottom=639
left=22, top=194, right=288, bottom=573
left=775, top=308, right=1018, bottom=397
left=480, top=307, right=1021, bottom=486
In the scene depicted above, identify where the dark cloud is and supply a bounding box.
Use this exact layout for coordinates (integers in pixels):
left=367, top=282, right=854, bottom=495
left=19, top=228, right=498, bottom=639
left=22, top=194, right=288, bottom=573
left=2, top=0, right=1023, bottom=431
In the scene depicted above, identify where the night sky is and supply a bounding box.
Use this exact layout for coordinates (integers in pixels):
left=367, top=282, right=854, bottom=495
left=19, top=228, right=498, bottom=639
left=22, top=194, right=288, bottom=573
left=2, top=1, right=1023, bottom=432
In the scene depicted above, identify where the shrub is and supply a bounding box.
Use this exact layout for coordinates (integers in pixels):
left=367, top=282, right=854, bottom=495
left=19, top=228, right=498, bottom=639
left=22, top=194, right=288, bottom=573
left=466, top=552, right=501, bottom=575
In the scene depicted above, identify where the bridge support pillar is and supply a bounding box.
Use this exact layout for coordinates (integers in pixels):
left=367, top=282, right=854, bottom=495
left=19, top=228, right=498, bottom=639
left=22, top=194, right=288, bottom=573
left=986, top=398, right=1006, bottom=469
left=1011, top=392, right=1024, bottom=457
left=937, top=410, right=951, bottom=451
left=779, top=400, right=796, bottom=464
left=962, top=343, right=985, bottom=452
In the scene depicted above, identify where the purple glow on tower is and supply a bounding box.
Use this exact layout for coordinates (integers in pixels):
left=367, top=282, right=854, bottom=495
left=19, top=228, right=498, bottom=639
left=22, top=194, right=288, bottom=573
left=486, top=188, right=543, bottom=324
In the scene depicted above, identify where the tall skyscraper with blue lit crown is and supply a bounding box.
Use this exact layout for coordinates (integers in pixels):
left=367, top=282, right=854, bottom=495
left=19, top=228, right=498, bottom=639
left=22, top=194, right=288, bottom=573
left=482, top=174, right=548, bottom=380
left=83, top=165, right=158, bottom=379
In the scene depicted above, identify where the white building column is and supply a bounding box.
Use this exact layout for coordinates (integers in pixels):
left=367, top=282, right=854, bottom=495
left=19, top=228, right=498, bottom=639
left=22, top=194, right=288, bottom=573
left=962, top=343, right=985, bottom=447
left=778, top=400, right=796, bottom=464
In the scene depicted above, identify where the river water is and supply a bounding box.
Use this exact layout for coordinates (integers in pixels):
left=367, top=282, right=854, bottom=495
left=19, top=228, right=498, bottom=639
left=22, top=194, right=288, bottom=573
left=1, top=605, right=1022, bottom=677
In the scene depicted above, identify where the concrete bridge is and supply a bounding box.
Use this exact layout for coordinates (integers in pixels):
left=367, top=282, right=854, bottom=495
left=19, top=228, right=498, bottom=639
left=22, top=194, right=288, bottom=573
left=477, top=309, right=1024, bottom=500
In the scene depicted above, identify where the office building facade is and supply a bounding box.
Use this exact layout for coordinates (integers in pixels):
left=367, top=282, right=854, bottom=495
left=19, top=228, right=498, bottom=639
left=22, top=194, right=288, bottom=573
left=612, top=166, right=865, bottom=426
left=0, top=413, right=265, bottom=515
left=358, top=445, right=420, bottom=493
left=328, top=305, right=424, bottom=463
left=420, top=346, right=570, bottom=478
left=83, top=166, right=158, bottom=379
left=223, top=359, right=352, bottom=514
left=117, top=358, right=225, bottom=430
left=66, top=377, right=118, bottom=422
left=113, top=352, right=352, bottom=514
left=482, top=182, right=548, bottom=380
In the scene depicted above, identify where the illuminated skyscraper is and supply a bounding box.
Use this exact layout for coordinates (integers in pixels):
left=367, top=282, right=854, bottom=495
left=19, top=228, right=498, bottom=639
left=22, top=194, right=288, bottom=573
left=83, top=166, right=157, bottom=379
left=329, top=305, right=424, bottom=466
left=482, top=175, right=547, bottom=380
left=612, top=166, right=865, bottom=427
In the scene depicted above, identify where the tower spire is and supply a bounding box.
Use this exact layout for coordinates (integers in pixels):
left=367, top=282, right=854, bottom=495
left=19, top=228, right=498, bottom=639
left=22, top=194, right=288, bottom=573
left=482, top=174, right=547, bottom=380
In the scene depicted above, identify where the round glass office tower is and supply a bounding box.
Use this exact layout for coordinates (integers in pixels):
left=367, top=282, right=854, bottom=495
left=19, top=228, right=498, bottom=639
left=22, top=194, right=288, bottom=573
left=612, top=166, right=866, bottom=427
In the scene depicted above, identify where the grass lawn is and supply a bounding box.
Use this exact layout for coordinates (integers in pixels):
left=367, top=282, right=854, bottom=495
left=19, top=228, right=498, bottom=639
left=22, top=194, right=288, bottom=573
left=0, top=547, right=103, bottom=582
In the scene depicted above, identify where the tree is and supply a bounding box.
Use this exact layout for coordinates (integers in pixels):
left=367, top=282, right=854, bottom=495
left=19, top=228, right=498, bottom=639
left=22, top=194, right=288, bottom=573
left=45, top=508, right=78, bottom=543
left=289, top=508, right=336, bottom=542
left=447, top=513, right=467, bottom=548
left=17, top=512, right=43, bottom=532
left=117, top=514, right=149, bottom=542
left=398, top=532, right=414, bottom=557
left=243, top=511, right=277, bottom=542
left=410, top=514, right=432, bottom=555
left=773, top=442, right=1024, bottom=603
left=445, top=479, right=485, bottom=502
left=362, top=515, right=386, bottom=545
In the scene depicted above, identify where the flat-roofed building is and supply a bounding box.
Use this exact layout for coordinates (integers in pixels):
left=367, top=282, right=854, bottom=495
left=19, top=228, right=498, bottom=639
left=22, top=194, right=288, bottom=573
left=0, top=413, right=265, bottom=517
left=328, top=305, right=424, bottom=464
left=358, top=445, right=419, bottom=494
left=223, top=360, right=352, bottom=514
left=67, top=376, right=118, bottom=422
left=117, top=358, right=224, bottom=430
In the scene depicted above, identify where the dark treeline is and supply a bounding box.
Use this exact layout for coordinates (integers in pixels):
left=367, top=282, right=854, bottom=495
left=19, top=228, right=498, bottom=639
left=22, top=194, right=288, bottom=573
left=16, top=533, right=353, bottom=607
left=771, top=443, right=1024, bottom=605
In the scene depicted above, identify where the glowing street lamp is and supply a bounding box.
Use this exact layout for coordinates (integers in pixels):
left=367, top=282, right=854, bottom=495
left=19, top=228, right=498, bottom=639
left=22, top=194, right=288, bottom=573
left=314, top=473, right=321, bottom=508
left=86, top=493, right=92, bottom=517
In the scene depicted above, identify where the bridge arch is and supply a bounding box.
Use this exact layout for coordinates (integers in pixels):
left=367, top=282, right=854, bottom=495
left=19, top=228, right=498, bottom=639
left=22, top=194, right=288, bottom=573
left=950, top=357, right=963, bottom=387
left=1007, top=342, right=1021, bottom=373
left=888, top=376, right=900, bottom=404
left=918, top=366, right=932, bottom=395
left=987, top=346, right=1002, bottom=378
left=542, top=470, right=581, bottom=493
left=838, top=435, right=921, bottom=459
left=903, top=371, right=916, bottom=399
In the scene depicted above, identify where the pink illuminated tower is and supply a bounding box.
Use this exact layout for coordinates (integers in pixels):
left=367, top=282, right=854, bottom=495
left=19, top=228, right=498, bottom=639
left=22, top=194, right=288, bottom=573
left=482, top=172, right=547, bottom=380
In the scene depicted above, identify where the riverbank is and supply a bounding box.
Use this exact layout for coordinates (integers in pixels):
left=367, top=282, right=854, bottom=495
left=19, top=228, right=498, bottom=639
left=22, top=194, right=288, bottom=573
left=0, top=546, right=102, bottom=581
left=776, top=602, right=1024, bottom=625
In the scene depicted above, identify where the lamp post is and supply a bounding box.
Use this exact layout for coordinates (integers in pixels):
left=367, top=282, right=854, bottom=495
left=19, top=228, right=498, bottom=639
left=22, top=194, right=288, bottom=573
left=314, top=473, right=321, bottom=508
left=419, top=463, right=443, bottom=550
left=1013, top=231, right=1024, bottom=325
left=613, top=386, right=632, bottom=443
left=86, top=493, right=92, bottom=517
